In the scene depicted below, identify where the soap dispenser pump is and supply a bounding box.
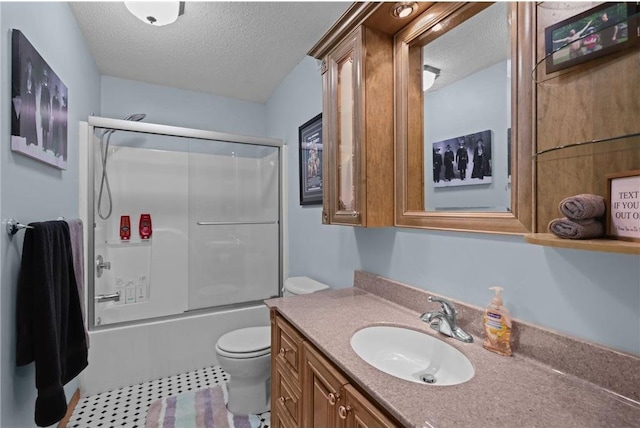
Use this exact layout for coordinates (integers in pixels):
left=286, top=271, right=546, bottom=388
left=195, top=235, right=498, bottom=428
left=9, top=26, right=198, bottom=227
left=483, top=286, right=512, bottom=356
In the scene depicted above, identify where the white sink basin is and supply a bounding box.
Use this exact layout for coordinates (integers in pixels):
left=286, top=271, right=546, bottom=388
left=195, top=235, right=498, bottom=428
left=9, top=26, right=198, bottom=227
left=350, top=326, right=474, bottom=386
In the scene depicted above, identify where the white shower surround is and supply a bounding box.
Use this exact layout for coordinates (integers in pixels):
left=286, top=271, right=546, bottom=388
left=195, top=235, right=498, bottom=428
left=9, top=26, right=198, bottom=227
left=78, top=119, right=281, bottom=396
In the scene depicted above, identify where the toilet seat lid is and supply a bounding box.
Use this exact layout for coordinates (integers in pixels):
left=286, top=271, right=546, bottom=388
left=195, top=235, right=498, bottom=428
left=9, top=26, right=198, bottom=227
left=217, top=326, right=271, bottom=354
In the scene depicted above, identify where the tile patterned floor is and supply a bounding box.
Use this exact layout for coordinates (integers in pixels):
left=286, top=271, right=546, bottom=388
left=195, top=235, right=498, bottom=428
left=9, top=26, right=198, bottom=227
left=67, top=365, right=271, bottom=428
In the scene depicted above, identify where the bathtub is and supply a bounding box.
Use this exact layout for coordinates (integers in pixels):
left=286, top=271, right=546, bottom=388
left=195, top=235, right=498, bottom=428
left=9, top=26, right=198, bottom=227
left=79, top=304, right=269, bottom=397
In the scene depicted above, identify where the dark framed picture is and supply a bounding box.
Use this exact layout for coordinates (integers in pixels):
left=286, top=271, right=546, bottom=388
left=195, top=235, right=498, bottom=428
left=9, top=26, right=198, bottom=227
left=299, top=113, right=323, bottom=205
left=544, top=2, right=639, bottom=74
left=605, top=170, right=640, bottom=242
left=432, top=129, right=492, bottom=188
left=11, top=29, right=69, bottom=169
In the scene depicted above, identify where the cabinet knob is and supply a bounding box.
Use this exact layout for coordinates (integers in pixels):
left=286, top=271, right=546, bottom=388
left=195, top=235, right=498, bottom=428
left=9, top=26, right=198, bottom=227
left=338, top=405, right=351, bottom=420
left=352, top=211, right=361, bottom=219
left=278, top=347, right=288, bottom=357
left=278, top=396, right=290, bottom=404
left=328, top=392, right=340, bottom=406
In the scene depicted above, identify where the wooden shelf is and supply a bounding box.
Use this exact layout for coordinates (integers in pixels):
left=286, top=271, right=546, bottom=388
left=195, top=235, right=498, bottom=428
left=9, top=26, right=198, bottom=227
left=524, top=233, right=640, bottom=255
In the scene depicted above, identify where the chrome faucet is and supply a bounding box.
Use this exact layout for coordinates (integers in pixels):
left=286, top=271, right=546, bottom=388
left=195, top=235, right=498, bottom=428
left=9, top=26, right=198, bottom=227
left=421, top=296, right=473, bottom=343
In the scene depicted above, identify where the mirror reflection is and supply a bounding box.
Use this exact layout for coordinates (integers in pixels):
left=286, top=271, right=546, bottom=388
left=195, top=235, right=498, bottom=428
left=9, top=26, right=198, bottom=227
left=421, top=3, right=511, bottom=212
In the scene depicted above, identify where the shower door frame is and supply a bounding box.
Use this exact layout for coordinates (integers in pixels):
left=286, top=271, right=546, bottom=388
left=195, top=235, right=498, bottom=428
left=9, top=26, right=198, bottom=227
left=85, top=116, right=284, bottom=330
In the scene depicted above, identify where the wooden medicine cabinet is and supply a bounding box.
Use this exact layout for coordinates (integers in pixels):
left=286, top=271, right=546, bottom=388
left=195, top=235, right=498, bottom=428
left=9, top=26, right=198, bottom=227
left=308, top=3, right=432, bottom=227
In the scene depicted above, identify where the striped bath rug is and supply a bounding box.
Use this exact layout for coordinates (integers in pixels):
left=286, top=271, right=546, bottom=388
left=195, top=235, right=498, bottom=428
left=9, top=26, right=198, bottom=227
left=145, top=383, right=261, bottom=428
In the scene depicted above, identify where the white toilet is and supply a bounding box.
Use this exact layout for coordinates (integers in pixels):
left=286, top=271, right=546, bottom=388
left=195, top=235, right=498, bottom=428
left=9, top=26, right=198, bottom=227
left=215, top=276, right=330, bottom=415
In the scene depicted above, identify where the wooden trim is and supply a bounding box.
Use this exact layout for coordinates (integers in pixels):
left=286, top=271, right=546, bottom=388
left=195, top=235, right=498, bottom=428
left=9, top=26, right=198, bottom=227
left=308, top=3, right=380, bottom=59
left=57, top=388, right=80, bottom=428
left=525, top=233, right=640, bottom=255
left=394, top=2, right=535, bottom=234
left=362, top=26, right=395, bottom=227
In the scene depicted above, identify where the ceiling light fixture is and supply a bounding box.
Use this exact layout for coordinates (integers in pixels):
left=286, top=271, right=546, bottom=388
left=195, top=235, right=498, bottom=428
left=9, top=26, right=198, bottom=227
left=390, top=2, right=418, bottom=19
left=423, top=65, right=441, bottom=91
left=124, top=1, right=185, bottom=26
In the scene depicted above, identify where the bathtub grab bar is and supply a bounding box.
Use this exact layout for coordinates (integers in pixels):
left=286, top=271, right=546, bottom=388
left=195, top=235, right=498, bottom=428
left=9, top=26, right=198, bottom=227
left=96, top=292, right=121, bottom=303
left=197, top=221, right=278, bottom=226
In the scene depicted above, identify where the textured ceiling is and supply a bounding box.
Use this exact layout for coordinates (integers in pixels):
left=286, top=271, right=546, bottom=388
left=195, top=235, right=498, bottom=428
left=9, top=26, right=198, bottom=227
left=70, top=2, right=350, bottom=103
left=423, top=2, right=510, bottom=92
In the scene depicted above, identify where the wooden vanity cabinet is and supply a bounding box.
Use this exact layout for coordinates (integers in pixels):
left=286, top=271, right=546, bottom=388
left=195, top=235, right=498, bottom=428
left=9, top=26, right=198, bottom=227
left=316, top=24, right=394, bottom=227
left=303, top=343, right=396, bottom=428
left=271, top=312, right=304, bottom=428
left=302, top=342, right=348, bottom=428
left=340, top=384, right=396, bottom=428
left=271, top=310, right=398, bottom=428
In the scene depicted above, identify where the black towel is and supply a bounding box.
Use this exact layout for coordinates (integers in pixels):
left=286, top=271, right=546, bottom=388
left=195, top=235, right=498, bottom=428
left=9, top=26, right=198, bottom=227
left=16, top=221, right=88, bottom=427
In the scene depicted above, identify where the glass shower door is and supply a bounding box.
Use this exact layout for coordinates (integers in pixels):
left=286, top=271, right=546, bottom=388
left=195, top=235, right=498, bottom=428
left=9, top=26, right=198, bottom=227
left=187, top=141, right=280, bottom=310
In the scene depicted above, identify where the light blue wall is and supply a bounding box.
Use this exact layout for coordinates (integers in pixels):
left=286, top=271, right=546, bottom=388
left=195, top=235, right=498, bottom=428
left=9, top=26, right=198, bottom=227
left=101, top=76, right=267, bottom=137
left=267, top=56, right=640, bottom=357
left=0, top=3, right=101, bottom=427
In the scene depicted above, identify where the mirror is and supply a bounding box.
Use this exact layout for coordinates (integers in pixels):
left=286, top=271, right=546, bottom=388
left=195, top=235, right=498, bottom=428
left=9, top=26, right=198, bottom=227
left=394, top=2, right=534, bottom=234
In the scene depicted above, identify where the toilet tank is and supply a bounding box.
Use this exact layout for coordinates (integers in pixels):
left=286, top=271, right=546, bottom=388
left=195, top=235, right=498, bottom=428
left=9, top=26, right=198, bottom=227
left=283, top=276, right=330, bottom=296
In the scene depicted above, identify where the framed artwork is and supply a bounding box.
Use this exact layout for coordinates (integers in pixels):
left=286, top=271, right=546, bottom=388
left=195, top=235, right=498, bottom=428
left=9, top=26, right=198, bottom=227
left=432, top=129, right=492, bottom=188
left=605, top=170, right=640, bottom=242
left=11, top=29, right=69, bottom=169
left=299, top=113, right=323, bottom=205
left=544, top=2, right=639, bottom=73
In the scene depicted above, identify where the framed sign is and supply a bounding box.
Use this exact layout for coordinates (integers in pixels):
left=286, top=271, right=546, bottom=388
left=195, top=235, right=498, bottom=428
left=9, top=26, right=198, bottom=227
left=606, top=170, right=640, bottom=242
left=299, top=113, right=323, bottom=205
left=544, top=2, right=639, bottom=74
left=11, top=29, right=69, bottom=169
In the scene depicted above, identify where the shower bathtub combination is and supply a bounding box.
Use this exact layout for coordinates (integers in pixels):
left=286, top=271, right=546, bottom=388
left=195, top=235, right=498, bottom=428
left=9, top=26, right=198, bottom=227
left=78, top=116, right=282, bottom=396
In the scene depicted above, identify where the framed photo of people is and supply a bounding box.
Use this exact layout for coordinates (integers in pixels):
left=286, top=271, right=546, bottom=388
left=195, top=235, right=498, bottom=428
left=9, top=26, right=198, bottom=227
left=544, top=2, right=639, bottom=74
left=298, top=113, right=323, bottom=205
left=11, top=29, right=68, bottom=169
left=432, top=130, right=492, bottom=188
left=605, top=170, right=640, bottom=242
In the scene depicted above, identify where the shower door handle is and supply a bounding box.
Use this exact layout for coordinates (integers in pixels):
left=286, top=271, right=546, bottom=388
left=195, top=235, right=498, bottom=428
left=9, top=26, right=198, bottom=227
left=96, top=292, right=120, bottom=303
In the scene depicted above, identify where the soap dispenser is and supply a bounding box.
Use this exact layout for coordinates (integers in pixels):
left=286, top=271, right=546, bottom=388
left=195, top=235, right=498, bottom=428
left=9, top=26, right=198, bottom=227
left=483, top=286, right=512, bottom=356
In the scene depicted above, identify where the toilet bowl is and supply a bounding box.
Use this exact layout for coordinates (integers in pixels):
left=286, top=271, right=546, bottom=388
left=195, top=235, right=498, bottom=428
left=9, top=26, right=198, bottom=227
left=215, top=326, right=271, bottom=414
left=215, top=276, right=330, bottom=415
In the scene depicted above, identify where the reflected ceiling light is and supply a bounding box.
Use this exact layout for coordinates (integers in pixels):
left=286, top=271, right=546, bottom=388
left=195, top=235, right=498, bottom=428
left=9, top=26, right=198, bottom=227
left=390, top=2, right=418, bottom=19
left=124, top=1, right=185, bottom=26
left=423, top=65, right=441, bottom=91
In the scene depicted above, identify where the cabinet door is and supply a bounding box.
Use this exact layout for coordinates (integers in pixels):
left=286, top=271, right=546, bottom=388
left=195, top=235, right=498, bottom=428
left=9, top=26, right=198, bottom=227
left=339, top=384, right=397, bottom=428
left=323, top=28, right=364, bottom=226
left=302, top=342, right=349, bottom=428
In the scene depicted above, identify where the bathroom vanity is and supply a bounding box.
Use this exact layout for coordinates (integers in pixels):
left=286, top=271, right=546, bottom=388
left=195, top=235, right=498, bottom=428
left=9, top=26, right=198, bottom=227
left=271, top=312, right=396, bottom=427
left=266, top=272, right=640, bottom=428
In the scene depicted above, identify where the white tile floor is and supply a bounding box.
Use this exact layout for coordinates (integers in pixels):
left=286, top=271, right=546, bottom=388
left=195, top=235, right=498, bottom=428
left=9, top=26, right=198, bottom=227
left=67, top=366, right=271, bottom=428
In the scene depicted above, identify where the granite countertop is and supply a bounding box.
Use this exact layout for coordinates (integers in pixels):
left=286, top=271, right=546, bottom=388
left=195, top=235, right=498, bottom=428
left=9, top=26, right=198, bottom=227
left=265, top=288, right=640, bottom=428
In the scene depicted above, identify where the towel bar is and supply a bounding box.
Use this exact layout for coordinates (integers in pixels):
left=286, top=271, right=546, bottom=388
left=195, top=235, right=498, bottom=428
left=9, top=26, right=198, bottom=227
left=6, top=219, right=34, bottom=236
left=6, top=217, right=68, bottom=237
left=197, top=221, right=278, bottom=226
